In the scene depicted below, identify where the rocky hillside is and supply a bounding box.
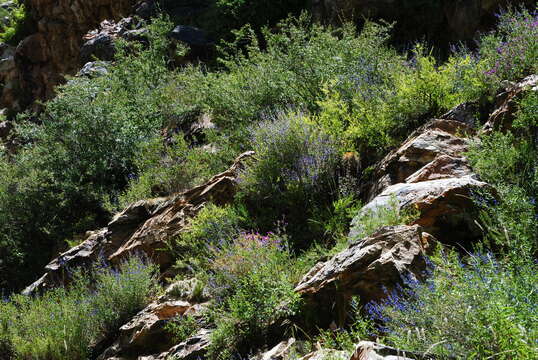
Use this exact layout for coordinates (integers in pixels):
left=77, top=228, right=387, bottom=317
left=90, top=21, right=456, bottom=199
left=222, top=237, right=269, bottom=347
left=0, top=1, right=537, bottom=360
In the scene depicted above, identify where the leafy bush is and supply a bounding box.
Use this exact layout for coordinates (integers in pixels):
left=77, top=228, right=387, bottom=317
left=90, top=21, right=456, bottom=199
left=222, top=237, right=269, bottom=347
left=481, top=8, right=538, bottom=84
left=316, top=47, right=480, bottom=155
left=237, top=111, right=340, bottom=249
left=165, top=314, right=199, bottom=344
left=178, top=17, right=400, bottom=131
left=170, top=204, right=244, bottom=275
left=1, top=256, right=158, bottom=360
left=364, top=252, right=538, bottom=359
left=204, top=232, right=302, bottom=359
left=468, top=91, right=538, bottom=257
left=348, top=195, right=419, bottom=244
left=0, top=17, right=175, bottom=291
left=117, top=131, right=236, bottom=209
left=0, top=1, right=31, bottom=44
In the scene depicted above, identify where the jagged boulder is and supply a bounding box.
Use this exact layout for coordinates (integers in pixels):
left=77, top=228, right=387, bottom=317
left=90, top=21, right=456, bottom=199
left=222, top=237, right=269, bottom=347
left=353, top=175, right=491, bottom=245
left=299, top=349, right=348, bottom=360
left=97, top=300, right=207, bottom=359
left=154, top=329, right=212, bottom=360
left=77, top=60, right=110, bottom=78
left=482, top=74, right=538, bottom=134
left=361, top=119, right=473, bottom=202
left=350, top=341, right=443, bottom=360
left=356, top=116, right=492, bottom=245
left=80, top=17, right=145, bottom=63
left=251, top=338, right=299, bottom=360
left=296, top=225, right=434, bottom=324
left=0, top=43, right=18, bottom=110
left=23, top=151, right=254, bottom=295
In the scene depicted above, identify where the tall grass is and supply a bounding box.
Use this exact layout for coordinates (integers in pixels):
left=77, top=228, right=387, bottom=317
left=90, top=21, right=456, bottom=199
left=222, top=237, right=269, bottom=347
left=0, top=257, right=158, bottom=360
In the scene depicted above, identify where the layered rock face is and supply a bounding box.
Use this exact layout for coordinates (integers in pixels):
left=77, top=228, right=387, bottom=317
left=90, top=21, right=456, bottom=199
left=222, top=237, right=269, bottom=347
left=312, top=0, right=534, bottom=45
left=23, top=151, right=254, bottom=295
left=1, top=0, right=137, bottom=111
left=296, top=225, right=434, bottom=325
left=355, top=117, right=491, bottom=245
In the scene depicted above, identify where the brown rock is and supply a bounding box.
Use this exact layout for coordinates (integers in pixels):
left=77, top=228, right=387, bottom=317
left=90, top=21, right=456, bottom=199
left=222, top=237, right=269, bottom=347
left=23, top=151, right=254, bottom=295
left=252, top=338, right=298, bottom=360
left=96, top=300, right=198, bottom=359
left=296, top=225, right=434, bottom=323
left=158, top=328, right=212, bottom=360
left=15, top=33, right=49, bottom=63
left=482, top=74, right=538, bottom=134
left=353, top=176, right=491, bottom=245
left=362, top=119, right=472, bottom=202
left=404, top=155, right=473, bottom=184
left=1, top=0, right=137, bottom=110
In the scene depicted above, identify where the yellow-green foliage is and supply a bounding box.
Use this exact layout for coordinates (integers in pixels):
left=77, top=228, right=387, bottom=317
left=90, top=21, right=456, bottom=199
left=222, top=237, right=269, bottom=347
left=171, top=204, right=243, bottom=275
left=314, top=47, right=481, bottom=153
left=0, top=1, right=28, bottom=44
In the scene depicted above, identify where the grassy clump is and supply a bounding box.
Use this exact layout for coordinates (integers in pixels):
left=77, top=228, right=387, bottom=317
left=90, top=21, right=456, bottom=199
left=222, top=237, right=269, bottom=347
left=0, top=256, right=158, bottom=360
left=348, top=195, right=420, bottom=244
left=203, top=231, right=303, bottom=359
left=362, top=252, right=537, bottom=359
left=237, top=111, right=340, bottom=249
left=170, top=203, right=244, bottom=275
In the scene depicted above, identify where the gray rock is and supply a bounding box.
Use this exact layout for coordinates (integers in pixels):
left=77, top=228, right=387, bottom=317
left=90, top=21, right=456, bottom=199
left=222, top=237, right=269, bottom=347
left=77, top=61, right=110, bottom=78
left=170, top=25, right=213, bottom=47
left=352, top=176, right=491, bottom=245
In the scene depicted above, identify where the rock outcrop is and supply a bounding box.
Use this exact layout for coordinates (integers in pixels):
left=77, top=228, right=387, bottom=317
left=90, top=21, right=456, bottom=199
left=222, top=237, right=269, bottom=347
left=362, top=119, right=474, bottom=202
left=0, top=0, right=137, bottom=111
left=94, top=275, right=212, bottom=360
left=296, top=225, right=434, bottom=324
left=350, top=341, right=443, bottom=360
left=355, top=117, right=491, bottom=245
left=97, top=299, right=209, bottom=359
left=482, top=74, right=538, bottom=134
left=23, top=151, right=254, bottom=295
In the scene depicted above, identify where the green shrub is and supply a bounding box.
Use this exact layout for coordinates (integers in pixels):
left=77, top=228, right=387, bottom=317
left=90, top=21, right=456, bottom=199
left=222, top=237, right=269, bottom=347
left=348, top=195, right=420, bottom=244
left=480, top=7, right=538, bottom=84
left=467, top=91, right=538, bottom=257
left=237, top=111, right=340, bottom=249
left=316, top=46, right=480, bottom=155
left=0, top=17, right=175, bottom=291
left=178, top=16, right=400, bottom=131
left=204, top=232, right=302, bottom=359
left=0, top=1, right=31, bottom=44
left=165, top=314, right=199, bottom=344
left=117, top=130, right=237, bottom=209
left=170, top=203, right=244, bottom=275
left=366, top=252, right=538, bottom=359
left=1, top=256, right=158, bottom=360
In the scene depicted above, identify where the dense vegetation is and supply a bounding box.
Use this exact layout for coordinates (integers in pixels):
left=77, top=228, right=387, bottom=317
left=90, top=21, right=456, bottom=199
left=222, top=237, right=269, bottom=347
left=0, top=2, right=537, bottom=360
left=1, top=257, right=158, bottom=359
left=0, top=0, right=31, bottom=44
